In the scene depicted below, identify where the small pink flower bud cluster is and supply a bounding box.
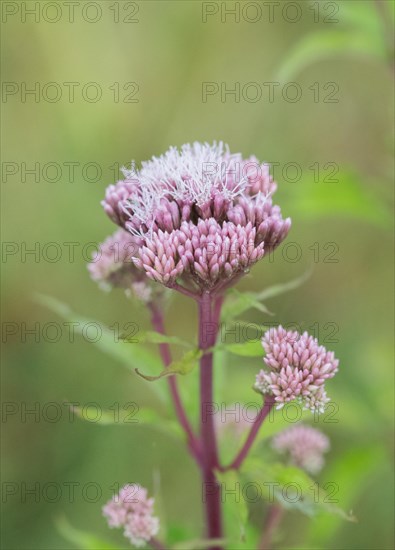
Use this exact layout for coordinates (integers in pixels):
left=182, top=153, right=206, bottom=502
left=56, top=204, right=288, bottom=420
left=102, top=142, right=291, bottom=293
left=103, top=179, right=139, bottom=226
left=133, top=219, right=265, bottom=286
left=87, top=229, right=152, bottom=302
left=102, top=484, right=159, bottom=548
left=272, top=424, right=330, bottom=474
left=255, top=326, right=339, bottom=412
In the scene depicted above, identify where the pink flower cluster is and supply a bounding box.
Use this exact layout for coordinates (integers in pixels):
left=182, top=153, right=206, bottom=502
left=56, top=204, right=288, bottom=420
left=255, top=326, right=339, bottom=412
left=272, top=424, right=330, bottom=474
left=102, top=484, right=159, bottom=548
left=102, top=142, right=291, bottom=292
left=135, top=219, right=266, bottom=286
left=88, top=229, right=153, bottom=302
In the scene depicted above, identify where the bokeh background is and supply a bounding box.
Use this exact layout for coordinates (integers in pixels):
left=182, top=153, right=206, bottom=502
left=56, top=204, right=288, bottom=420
left=1, top=0, right=394, bottom=549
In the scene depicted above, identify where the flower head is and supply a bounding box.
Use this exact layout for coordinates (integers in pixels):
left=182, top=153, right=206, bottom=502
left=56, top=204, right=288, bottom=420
left=102, top=142, right=291, bottom=293
left=88, top=229, right=153, bottom=303
left=103, top=484, right=159, bottom=548
left=272, top=424, right=330, bottom=474
left=255, top=326, right=339, bottom=412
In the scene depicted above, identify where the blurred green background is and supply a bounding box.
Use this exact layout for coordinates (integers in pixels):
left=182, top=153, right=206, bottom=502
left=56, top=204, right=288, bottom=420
left=1, top=0, right=394, bottom=549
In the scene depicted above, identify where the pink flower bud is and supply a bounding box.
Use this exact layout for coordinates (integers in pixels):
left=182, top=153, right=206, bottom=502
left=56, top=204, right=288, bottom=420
left=255, top=326, right=339, bottom=413
left=88, top=229, right=154, bottom=303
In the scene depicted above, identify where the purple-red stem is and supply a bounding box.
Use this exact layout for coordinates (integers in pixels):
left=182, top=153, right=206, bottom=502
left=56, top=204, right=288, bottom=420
left=258, top=504, right=284, bottom=550
left=149, top=536, right=166, bottom=550
left=199, top=291, right=223, bottom=550
left=150, top=290, right=274, bottom=549
left=224, top=395, right=276, bottom=471
left=169, top=281, right=199, bottom=300
left=149, top=304, right=202, bottom=466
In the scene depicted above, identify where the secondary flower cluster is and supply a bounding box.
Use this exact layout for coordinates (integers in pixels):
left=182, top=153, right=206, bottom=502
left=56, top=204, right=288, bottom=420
left=88, top=229, right=154, bottom=302
left=255, top=326, right=339, bottom=412
left=102, top=142, right=291, bottom=292
left=103, top=484, right=159, bottom=548
left=272, top=424, right=330, bottom=474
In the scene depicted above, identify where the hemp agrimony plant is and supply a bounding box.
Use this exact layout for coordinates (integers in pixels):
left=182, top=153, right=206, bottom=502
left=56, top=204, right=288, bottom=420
left=85, top=142, right=344, bottom=549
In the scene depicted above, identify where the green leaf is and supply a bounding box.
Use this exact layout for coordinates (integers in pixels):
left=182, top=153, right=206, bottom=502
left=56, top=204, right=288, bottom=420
left=216, top=470, right=249, bottom=544
left=276, top=1, right=390, bottom=81
left=219, top=340, right=263, bottom=357
left=172, top=538, right=227, bottom=550
left=221, top=290, right=273, bottom=321
left=135, top=349, right=202, bottom=381
left=283, top=172, right=392, bottom=228
left=276, top=29, right=385, bottom=82
left=222, top=270, right=311, bottom=322
left=223, top=524, right=260, bottom=550
left=241, top=459, right=356, bottom=522
left=55, top=515, right=116, bottom=550
left=165, top=523, right=196, bottom=548
left=256, top=268, right=312, bottom=302
left=35, top=294, right=168, bottom=404
left=335, top=0, right=385, bottom=37
left=70, top=404, right=183, bottom=438
left=307, top=445, right=384, bottom=544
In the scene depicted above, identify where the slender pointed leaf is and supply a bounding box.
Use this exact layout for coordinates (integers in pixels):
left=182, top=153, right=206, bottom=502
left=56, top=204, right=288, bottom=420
left=256, top=268, right=312, bottom=301
left=35, top=294, right=168, bottom=403
left=70, top=404, right=183, bottom=439
left=221, top=290, right=273, bottom=321
left=276, top=29, right=386, bottom=82
left=136, top=349, right=202, bottom=381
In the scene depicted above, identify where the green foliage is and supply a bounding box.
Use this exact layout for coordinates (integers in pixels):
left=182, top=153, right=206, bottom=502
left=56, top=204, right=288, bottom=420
left=71, top=403, right=183, bottom=440
left=36, top=294, right=169, bottom=403
left=241, top=458, right=356, bottom=522
left=165, top=524, right=196, bottom=548
left=55, top=516, right=116, bottom=550
left=217, top=340, right=264, bottom=357
left=171, top=537, right=227, bottom=550
left=307, top=444, right=384, bottom=544
left=218, top=270, right=312, bottom=359
left=215, top=470, right=250, bottom=547
left=283, top=172, right=392, bottom=228
left=135, top=349, right=202, bottom=381
left=276, top=0, right=390, bottom=81
left=222, top=270, right=311, bottom=322
left=221, top=290, right=273, bottom=321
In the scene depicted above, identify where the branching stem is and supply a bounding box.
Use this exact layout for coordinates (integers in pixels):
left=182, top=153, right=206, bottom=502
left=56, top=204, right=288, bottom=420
left=149, top=303, right=202, bottom=466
